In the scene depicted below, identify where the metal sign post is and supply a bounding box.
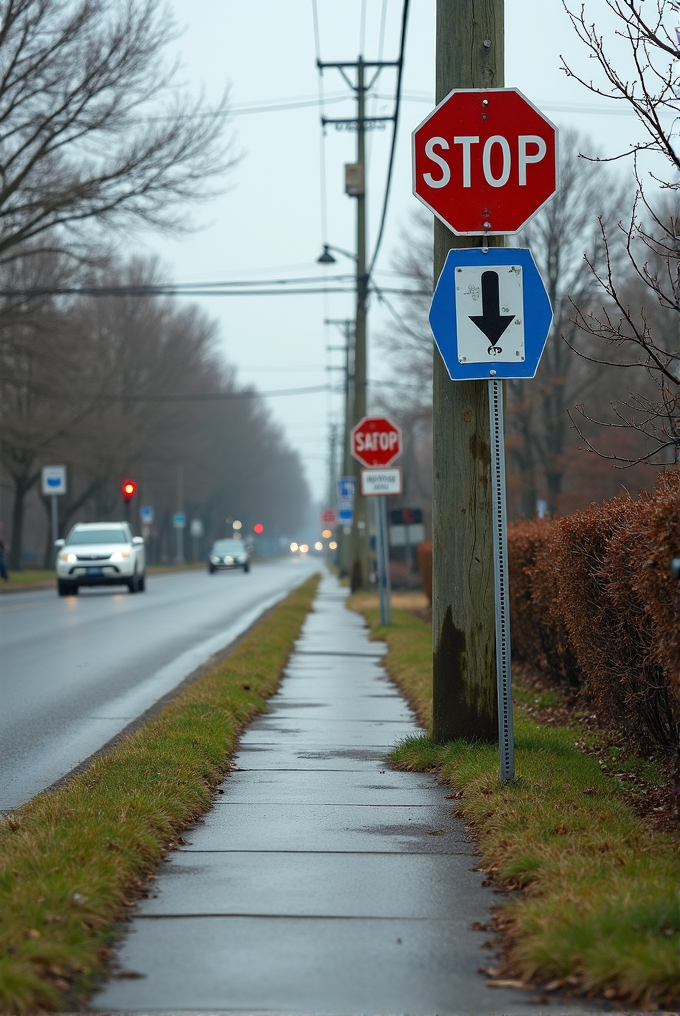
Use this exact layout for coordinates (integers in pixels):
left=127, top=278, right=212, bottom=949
left=41, top=466, right=67, bottom=546
left=428, top=249, right=553, bottom=784
left=488, top=380, right=514, bottom=781
left=173, top=512, right=186, bottom=564
left=377, top=495, right=392, bottom=626
left=361, top=466, right=402, bottom=626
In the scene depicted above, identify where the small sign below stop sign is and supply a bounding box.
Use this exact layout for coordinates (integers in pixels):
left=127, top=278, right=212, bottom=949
left=351, top=416, right=402, bottom=468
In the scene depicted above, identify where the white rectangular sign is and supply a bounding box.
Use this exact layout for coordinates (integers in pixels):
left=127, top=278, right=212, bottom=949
left=361, top=468, right=403, bottom=496
left=389, top=523, right=425, bottom=546
left=41, top=465, right=67, bottom=496
left=455, top=264, right=525, bottom=364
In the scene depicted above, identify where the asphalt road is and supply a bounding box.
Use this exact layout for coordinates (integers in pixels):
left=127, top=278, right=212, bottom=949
left=0, top=558, right=318, bottom=812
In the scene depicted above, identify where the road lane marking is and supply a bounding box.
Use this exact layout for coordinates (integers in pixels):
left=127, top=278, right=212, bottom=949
left=0, top=600, right=47, bottom=613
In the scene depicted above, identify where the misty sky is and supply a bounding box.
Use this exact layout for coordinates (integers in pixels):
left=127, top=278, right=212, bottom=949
left=143, top=0, right=659, bottom=505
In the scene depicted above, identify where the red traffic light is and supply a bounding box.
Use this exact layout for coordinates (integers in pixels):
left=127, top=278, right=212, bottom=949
left=253, top=523, right=264, bottom=534
left=122, top=479, right=137, bottom=503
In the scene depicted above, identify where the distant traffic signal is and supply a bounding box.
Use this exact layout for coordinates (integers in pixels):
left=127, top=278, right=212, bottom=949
left=253, top=523, right=264, bottom=534
left=122, top=480, right=137, bottom=503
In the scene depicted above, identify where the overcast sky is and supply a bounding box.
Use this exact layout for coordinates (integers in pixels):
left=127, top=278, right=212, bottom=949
left=146, top=0, right=656, bottom=505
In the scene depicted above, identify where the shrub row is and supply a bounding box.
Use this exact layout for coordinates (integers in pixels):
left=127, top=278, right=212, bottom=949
left=508, top=471, right=680, bottom=749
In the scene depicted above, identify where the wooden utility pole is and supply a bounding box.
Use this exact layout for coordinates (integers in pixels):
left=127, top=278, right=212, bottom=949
left=349, top=57, right=369, bottom=592
left=325, top=318, right=355, bottom=576
left=432, top=0, right=504, bottom=742
left=318, top=55, right=399, bottom=590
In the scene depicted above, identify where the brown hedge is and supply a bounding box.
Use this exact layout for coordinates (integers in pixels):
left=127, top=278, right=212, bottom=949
left=508, top=471, right=680, bottom=749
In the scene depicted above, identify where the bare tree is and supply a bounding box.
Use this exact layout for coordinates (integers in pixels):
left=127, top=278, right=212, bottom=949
left=0, top=250, right=105, bottom=567
left=0, top=0, right=234, bottom=263
left=507, top=128, right=629, bottom=514
left=373, top=209, right=434, bottom=516
left=561, top=1, right=680, bottom=466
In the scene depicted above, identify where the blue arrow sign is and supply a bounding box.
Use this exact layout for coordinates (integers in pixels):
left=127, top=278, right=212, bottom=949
left=337, top=477, right=356, bottom=502
left=429, top=248, right=552, bottom=381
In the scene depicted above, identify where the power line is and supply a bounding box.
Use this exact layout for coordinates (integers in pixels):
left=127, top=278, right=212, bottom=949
left=0, top=282, right=428, bottom=298
left=367, top=0, right=410, bottom=279
left=378, top=0, right=388, bottom=61
left=103, top=384, right=336, bottom=402
left=372, top=280, right=429, bottom=344
left=311, top=0, right=329, bottom=247
left=137, top=91, right=646, bottom=124
left=100, top=378, right=426, bottom=404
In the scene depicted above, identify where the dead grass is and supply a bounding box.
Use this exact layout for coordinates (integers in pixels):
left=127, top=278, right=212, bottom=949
left=350, top=595, right=680, bottom=1010
left=0, top=575, right=319, bottom=1014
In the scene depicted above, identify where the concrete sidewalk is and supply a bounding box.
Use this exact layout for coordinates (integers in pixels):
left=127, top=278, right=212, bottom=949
left=92, top=574, right=603, bottom=1016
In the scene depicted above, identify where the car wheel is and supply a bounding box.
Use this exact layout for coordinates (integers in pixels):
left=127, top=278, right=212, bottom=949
left=138, top=573, right=146, bottom=592
left=57, top=579, right=76, bottom=597
left=127, top=572, right=140, bottom=594
left=208, top=564, right=216, bottom=574
left=243, top=562, right=250, bottom=573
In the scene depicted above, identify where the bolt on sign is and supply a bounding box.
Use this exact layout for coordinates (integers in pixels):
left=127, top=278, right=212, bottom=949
left=412, top=88, right=557, bottom=235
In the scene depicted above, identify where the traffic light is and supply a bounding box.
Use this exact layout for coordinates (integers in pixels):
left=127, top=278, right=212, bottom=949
left=253, top=523, right=264, bottom=534
left=122, top=479, right=137, bottom=503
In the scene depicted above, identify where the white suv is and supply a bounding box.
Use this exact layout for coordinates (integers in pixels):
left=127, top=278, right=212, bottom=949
left=55, top=522, right=146, bottom=597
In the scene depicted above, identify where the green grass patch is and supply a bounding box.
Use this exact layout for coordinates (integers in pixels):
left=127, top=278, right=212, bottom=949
left=0, top=575, right=320, bottom=1014
left=1, top=570, right=54, bottom=585
left=350, top=594, right=680, bottom=1009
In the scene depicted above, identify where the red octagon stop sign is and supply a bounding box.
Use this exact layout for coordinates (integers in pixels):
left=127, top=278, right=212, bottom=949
left=412, top=88, right=557, bottom=235
left=351, top=416, right=402, bottom=468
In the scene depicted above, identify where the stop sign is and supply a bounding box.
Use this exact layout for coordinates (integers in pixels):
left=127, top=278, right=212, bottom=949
left=412, top=88, right=557, bottom=235
left=351, top=416, right=401, bottom=468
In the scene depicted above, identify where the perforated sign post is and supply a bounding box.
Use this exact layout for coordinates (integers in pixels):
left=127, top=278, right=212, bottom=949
left=415, top=90, right=558, bottom=784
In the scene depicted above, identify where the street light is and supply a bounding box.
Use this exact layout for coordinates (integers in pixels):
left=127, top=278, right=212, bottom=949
left=317, top=243, right=357, bottom=264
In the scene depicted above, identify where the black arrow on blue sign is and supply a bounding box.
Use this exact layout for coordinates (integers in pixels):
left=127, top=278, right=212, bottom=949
left=469, top=270, right=515, bottom=347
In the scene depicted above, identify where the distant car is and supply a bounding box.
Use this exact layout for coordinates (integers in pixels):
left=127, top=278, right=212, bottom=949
left=208, top=538, right=250, bottom=574
left=55, top=522, right=146, bottom=596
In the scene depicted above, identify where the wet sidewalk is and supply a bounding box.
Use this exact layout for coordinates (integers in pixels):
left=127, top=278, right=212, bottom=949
left=92, top=574, right=598, bottom=1015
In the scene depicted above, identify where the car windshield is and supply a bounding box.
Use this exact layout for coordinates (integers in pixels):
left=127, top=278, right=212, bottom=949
left=68, top=529, right=127, bottom=545
left=213, top=540, right=243, bottom=555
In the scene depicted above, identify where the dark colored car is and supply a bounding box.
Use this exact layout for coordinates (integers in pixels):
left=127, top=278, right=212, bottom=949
left=208, top=538, right=250, bottom=574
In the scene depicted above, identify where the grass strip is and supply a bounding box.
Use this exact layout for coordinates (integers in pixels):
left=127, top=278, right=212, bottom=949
left=0, top=570, right=54, bottom=585
left=0, top=574, right=320, bottom=1014
left=350, top=593, right=680, bottom=1009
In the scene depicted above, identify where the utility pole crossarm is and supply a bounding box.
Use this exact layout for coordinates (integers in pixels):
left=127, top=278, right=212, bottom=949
left=322, top=116, right=395, bottom=125
left=317, top=60, right=400, bottom=70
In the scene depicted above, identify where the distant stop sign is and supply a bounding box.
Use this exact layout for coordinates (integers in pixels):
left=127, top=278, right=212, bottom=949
left=412, top=88, right=557, bottom=235
left=351, top=416, right=401, bottom=468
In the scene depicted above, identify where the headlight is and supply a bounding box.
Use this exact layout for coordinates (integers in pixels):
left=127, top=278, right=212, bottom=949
left=210, top=555, right=219, bottom=563
left=237, top=555, right=247, bottom=563
left=224, top=556, right=233, bottom=564
left=110, top=550, right=130, bottom=562
left=61, top=552, right=77, bottom=562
